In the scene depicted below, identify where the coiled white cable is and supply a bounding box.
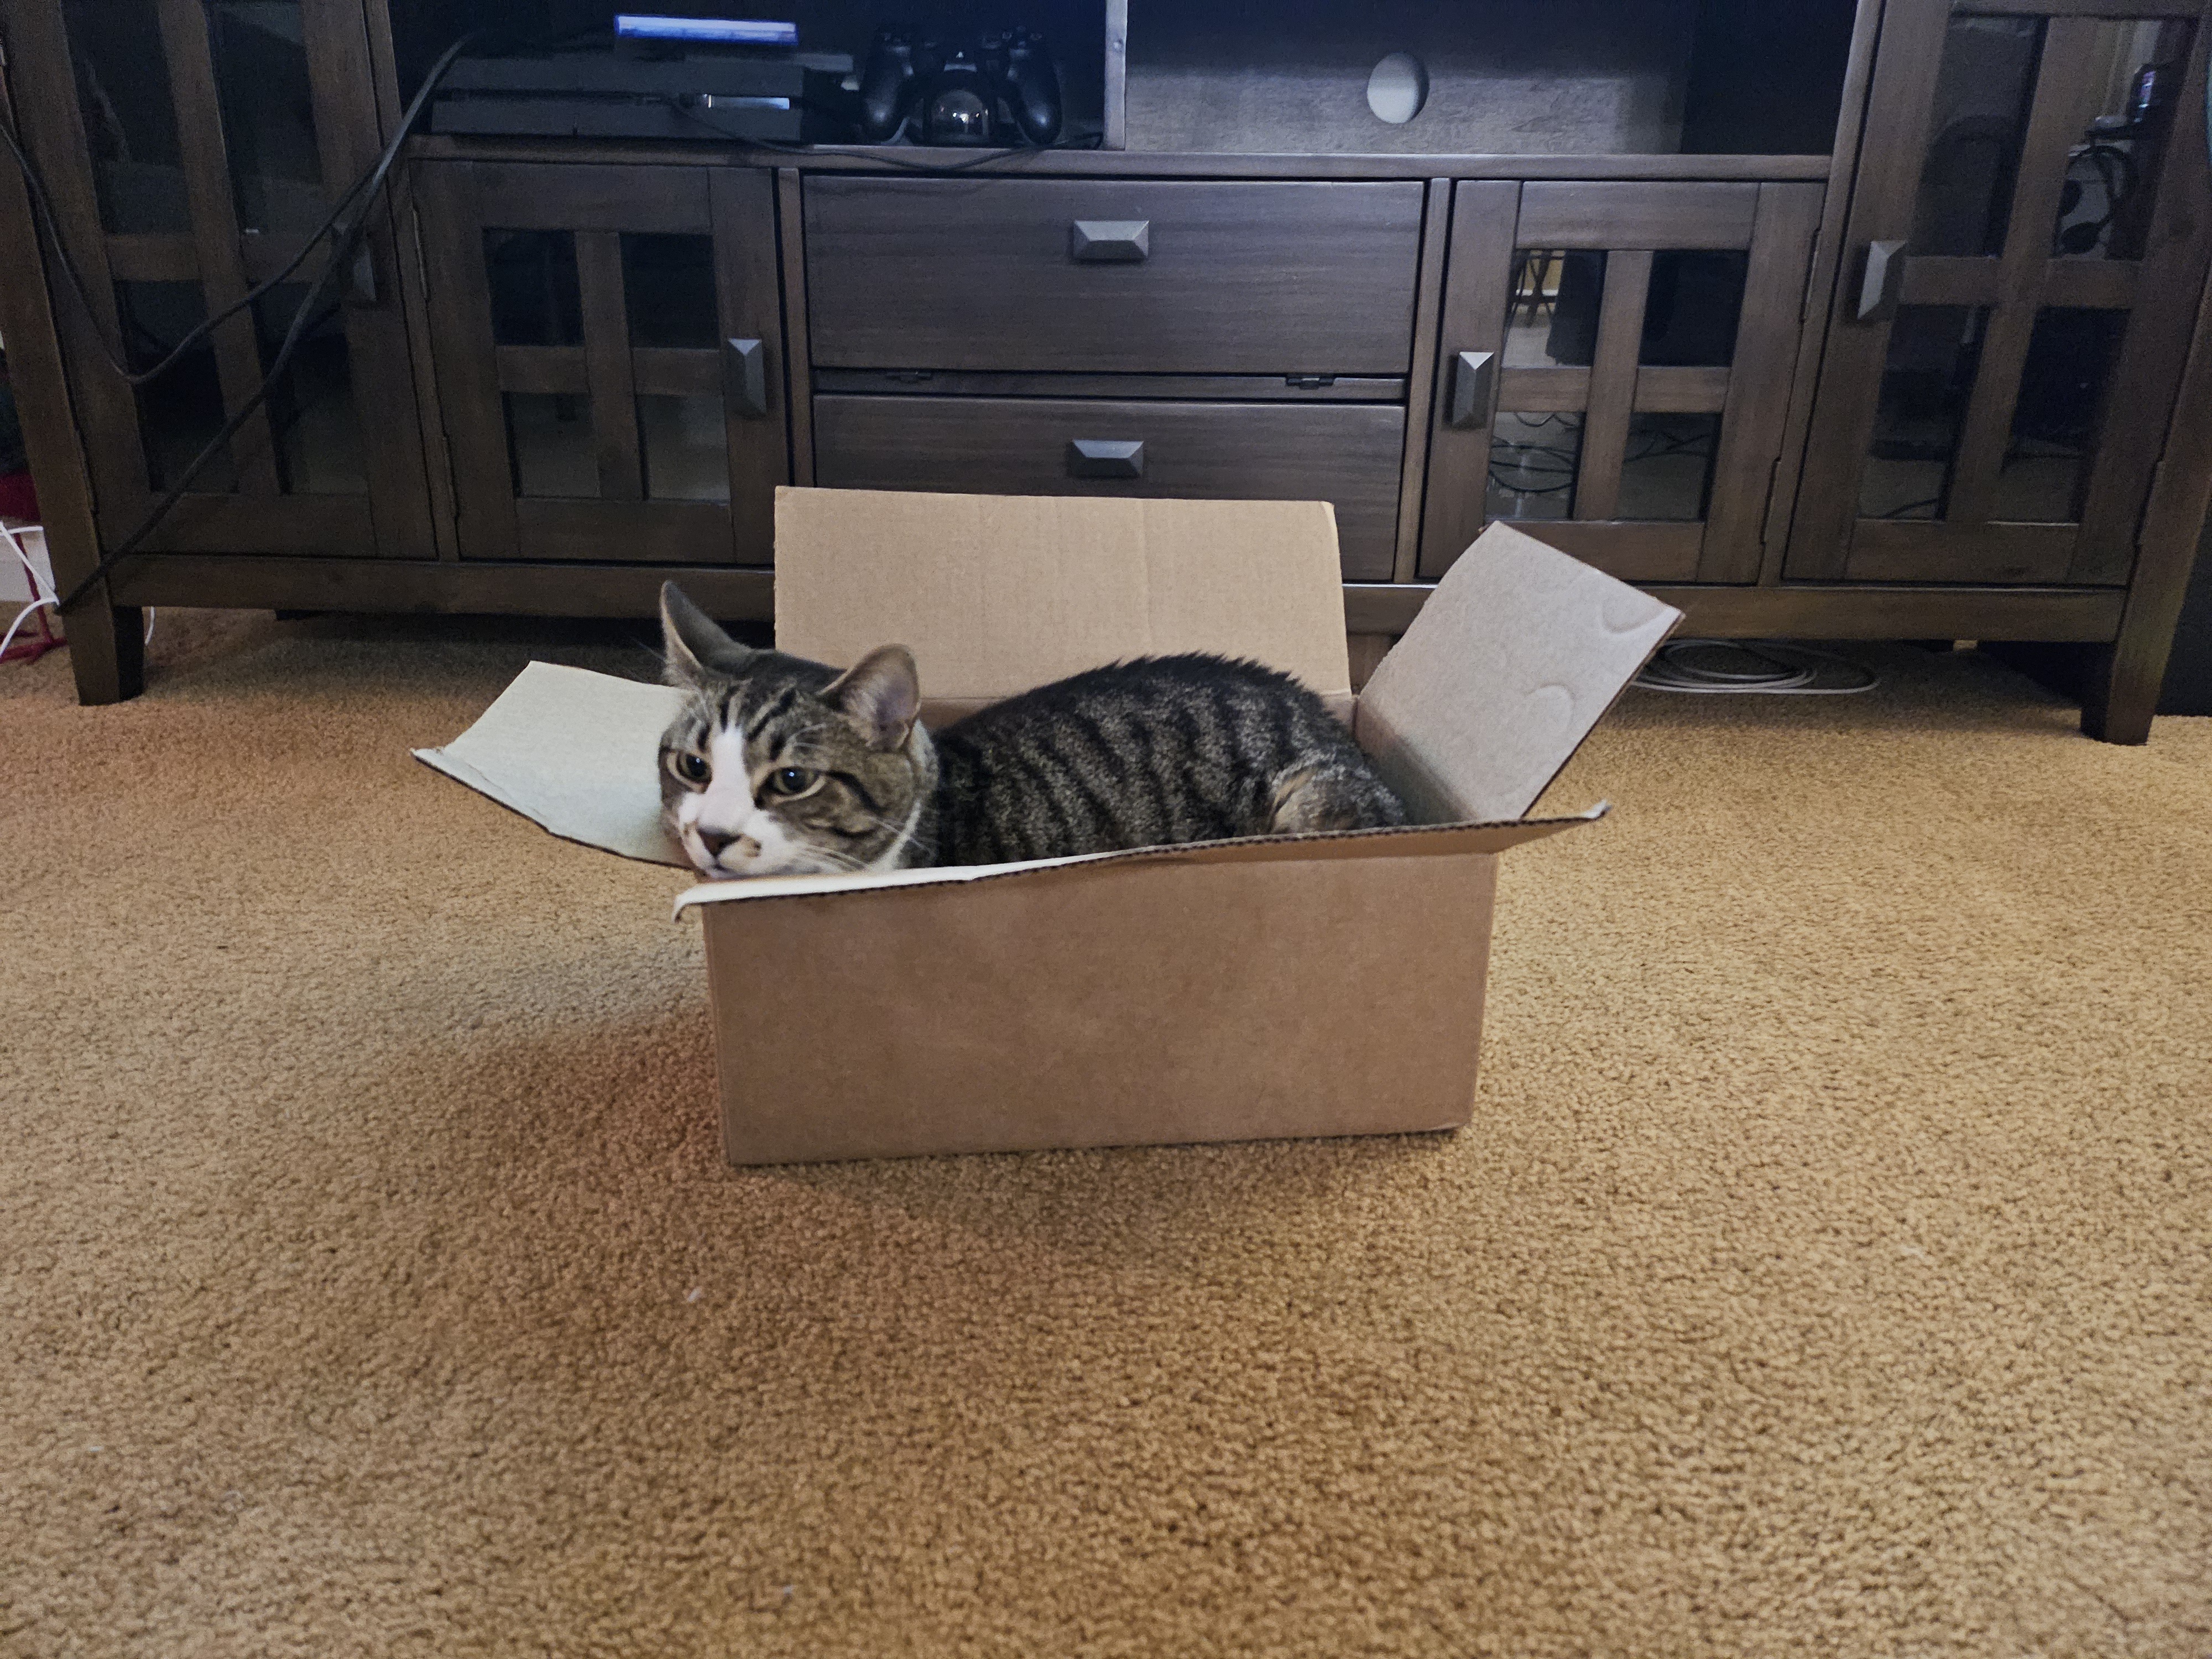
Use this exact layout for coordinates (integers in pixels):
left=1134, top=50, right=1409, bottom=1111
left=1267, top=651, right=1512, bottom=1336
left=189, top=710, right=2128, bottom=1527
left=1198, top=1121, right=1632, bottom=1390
left=1635, top=639, right=1880, bottom=696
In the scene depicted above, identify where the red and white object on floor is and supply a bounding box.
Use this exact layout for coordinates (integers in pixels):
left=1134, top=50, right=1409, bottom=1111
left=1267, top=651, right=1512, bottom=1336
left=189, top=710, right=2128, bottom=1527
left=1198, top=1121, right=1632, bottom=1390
left=2, top=519, right=64, bottom=665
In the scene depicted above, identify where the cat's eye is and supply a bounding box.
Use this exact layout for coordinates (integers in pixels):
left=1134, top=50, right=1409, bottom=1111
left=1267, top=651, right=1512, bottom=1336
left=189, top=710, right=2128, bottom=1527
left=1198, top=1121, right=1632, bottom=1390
left=672, top=752, right=710, bottom=785
left=765, top=766, right=818, bottom=798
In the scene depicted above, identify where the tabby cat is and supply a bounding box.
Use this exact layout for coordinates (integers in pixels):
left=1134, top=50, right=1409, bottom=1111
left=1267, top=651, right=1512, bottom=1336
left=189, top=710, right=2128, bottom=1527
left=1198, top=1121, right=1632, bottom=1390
left=656, top=582, right=1405, bottom=879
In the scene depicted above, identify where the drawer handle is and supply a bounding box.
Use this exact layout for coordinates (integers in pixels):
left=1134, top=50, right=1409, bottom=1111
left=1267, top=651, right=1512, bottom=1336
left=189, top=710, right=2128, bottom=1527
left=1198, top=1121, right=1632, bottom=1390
left=724, top=337, right=768, bottom=418
left=1856, top=241, right=1908, bottom=324
left=1067, top=438, right=1145, bottom=478
left=1444, top=350, right=1495, bottom=429
left=1070, top=220, right=1150, bottom=263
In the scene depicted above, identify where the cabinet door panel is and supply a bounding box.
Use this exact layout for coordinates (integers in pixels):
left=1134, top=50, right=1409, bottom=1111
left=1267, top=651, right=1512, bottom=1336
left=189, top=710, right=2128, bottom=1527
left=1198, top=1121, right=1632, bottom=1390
left=1420, top=179, right=1821, bottom=583
left=15, top=0, right=431, bottom=559
left=1788, top=4, right=2212, bottom=585
left=415, top=160, right=788, bottom=564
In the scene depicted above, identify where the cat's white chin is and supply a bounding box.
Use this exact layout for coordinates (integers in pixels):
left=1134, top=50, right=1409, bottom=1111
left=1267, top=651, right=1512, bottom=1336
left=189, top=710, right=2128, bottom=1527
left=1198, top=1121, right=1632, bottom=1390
left=684, top=840, right=848, bottom=881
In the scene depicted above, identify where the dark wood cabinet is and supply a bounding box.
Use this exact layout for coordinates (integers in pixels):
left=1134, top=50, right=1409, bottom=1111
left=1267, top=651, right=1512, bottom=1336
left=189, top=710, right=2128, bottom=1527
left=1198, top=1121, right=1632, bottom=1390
left=1, top=0, right=434, bottom=560
left=3, top=0, right=2209, bottom=741
left=799, top=172, right=1426, bottom=580
left=415, top=160, right=787, bottom=565
left=814, top=393, right=1408, bottom=577
left=804, top=178, right=1427, bottom=374
left=1419, top=180, right=1824, bottom=585
left=1788, top=4, right=2212, bottom=587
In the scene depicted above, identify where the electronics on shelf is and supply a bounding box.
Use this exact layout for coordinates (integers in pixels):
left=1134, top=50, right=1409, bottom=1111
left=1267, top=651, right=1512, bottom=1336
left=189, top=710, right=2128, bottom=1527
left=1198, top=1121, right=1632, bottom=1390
left=431, top=20, right=1064, bottom=149
left=614, top=14, right=798, bottom=46
left=431, top=29, right=854, bottom=143
left=857, top=26, right=1061, bottom=147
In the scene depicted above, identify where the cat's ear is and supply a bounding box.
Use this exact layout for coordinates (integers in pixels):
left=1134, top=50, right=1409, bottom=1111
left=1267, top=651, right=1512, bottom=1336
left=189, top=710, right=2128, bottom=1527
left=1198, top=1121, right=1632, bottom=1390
left=660, top=582, right=749, bottom=686
left=825, top=645, right=921, bottom=750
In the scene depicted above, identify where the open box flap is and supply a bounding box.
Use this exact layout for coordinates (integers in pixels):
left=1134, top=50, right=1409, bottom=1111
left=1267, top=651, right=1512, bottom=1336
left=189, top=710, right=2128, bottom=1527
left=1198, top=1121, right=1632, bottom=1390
left=413, top=661, right=690, bottom=867
left=415, top=656, right=1609, bottom=883
left=1354, top=523, right=1682, bottom=824
left=671, top=804, right=1607, bottom=914
left=774, top=488, right=1353, bottom=702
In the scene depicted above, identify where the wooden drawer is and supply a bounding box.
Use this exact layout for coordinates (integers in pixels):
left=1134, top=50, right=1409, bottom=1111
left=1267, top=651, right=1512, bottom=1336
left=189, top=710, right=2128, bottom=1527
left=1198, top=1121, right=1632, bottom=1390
left=813, top=395, right=1406, bottom=580
left=804, top=179, right=1426, bottom=376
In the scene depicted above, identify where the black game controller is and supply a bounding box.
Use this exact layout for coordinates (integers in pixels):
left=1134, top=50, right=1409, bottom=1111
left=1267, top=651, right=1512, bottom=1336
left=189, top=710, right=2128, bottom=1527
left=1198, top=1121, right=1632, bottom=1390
left=985, top=29, right=1062, bottom=145
left=858, top=25, right=1062, bottom=147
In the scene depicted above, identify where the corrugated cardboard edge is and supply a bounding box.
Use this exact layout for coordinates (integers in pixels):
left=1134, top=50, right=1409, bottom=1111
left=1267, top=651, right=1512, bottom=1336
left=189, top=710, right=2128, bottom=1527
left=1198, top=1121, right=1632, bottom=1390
left=1355, top=523, right=1684, bottom=823
left=672, top=804, right=1608, bottom=916
left=411, top=660, right=690, bottom=868
left=412, top=745, right=688, bottom=869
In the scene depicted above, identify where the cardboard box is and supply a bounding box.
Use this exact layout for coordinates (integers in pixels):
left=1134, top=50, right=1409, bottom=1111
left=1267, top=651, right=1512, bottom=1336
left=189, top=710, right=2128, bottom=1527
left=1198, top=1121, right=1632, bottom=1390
left=418, top=488, right=1679, bottom=1166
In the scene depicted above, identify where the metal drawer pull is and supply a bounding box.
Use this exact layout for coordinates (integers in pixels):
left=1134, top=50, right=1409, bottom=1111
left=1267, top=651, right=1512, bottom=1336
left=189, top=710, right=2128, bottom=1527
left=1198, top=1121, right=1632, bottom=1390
left=1444, top=350, right=1495, bottom=429
left=1856, top=241, right=1908, bottom=324
left=724, top=337, right=768, bottom=417
left=1067, top=438, right=1145, bottom=478
left=1070, top=219, right=1150, bottom=263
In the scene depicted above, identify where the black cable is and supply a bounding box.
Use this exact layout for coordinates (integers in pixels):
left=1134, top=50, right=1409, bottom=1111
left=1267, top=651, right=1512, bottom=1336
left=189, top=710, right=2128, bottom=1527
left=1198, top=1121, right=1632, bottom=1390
left=2, top=30, right=480, bottom=389
left=1879, top=495, right=1943, bottom=519
left=2055, top=139, right=2140, bottom=257
left=22, top=27, right=1091, bottom=612
left=48, top=29, right=483, bottom=612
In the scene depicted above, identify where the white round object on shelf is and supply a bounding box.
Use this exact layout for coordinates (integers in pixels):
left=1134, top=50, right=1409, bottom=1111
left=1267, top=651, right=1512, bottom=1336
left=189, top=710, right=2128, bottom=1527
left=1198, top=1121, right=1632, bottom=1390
left=1366, top=53, right=1428, bottom=125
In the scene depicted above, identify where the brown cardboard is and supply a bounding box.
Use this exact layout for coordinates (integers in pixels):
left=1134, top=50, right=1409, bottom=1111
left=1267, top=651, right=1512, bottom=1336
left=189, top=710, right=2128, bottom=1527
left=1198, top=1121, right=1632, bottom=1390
left=416, top=489, right=1682, bottom=1165
left=773, top=489, right=1353, bottom=719
left=1355, top=524, right=1681, bottom=823
left=414, top=662, right=689, bottom=866
left=697, top=846, right=1501, bottom=1164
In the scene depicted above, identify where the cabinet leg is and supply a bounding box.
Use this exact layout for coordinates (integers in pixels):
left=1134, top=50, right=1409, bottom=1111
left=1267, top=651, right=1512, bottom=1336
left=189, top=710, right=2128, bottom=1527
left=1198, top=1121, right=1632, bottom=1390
left=2072, top=644, right=2142, bottom=745
left=1984, top=640, right=2150, bottom=744
left=62, top=599, right=145, bottom=705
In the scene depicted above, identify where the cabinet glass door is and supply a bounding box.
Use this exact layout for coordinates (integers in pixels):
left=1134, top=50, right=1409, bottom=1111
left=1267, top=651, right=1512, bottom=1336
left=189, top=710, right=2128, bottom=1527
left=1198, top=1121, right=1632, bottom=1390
left=1421, top=180, right=1822, bottom=582
left=414, top=162, right=787, bottom=564
left=22, top=0, right=432, bottom=556
left=1788, top=3, right=2212, bottom=584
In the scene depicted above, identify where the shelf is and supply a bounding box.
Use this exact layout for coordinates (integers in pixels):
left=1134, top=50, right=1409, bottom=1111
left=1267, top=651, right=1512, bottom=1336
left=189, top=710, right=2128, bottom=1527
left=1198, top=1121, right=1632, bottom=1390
left=392, top=0, right=1865, bottom=167
left=406, top=134, right=1835, bottom=181
left=1118, top=0, right=1865, bottom=159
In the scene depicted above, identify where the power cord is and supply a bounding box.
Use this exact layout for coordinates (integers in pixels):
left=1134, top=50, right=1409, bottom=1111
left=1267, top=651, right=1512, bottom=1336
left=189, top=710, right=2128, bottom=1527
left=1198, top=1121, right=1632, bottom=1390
left=1, top=520, right=156, bottom=664
left=1635, top=639, right=1880, bottom=695
left=4, top=31, right=480, bottom=391
left=12, top=33, right=1095, bottom=616
left=0, top=29, right=484, bottom=613
left=1, top=519, right=61, bottom=661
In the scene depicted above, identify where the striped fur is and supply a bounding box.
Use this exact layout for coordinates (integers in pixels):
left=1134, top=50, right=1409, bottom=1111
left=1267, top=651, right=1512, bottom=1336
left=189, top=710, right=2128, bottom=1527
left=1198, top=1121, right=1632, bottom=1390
left=657, top=582, right=1404, bottom=880
left=928, top=653, right=1404, bottom=866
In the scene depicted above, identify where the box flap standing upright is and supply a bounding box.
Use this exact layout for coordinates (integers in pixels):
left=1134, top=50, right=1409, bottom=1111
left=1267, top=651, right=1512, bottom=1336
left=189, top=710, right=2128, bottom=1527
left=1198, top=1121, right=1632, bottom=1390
left=418, top=488, right=1680, bottom=1165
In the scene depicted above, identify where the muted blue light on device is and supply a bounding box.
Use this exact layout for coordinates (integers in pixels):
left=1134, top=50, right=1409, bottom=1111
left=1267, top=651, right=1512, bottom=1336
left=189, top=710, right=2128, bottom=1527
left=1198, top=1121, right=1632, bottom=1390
left=614, top=15, right=799, bottom=44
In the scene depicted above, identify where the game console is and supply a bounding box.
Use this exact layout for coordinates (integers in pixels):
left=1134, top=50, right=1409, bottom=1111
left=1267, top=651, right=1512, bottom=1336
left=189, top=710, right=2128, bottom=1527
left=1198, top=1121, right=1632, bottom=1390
left=432, top=34, right=854, bottom=143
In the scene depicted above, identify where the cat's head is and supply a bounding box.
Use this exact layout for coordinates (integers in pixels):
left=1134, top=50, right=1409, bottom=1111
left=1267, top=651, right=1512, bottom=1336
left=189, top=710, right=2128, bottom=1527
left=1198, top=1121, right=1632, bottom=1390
left=656, top=582, right=934, bottom=880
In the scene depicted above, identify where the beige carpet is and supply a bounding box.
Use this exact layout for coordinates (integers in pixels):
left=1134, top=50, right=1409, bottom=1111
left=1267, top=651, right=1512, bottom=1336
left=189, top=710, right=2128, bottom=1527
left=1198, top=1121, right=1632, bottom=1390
left=4, top=609, right=2209, bottom=1658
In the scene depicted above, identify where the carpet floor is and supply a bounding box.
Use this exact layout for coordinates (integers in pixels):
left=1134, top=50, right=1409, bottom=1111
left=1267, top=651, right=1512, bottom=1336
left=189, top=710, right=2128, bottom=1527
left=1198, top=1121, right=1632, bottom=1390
left=4, top=609, right=2209, bottom=1658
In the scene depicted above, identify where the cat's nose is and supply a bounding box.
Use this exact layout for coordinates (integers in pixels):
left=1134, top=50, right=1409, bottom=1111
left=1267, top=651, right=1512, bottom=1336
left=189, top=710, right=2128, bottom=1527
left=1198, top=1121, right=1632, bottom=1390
left=697, top=828, right=740, bottom=858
